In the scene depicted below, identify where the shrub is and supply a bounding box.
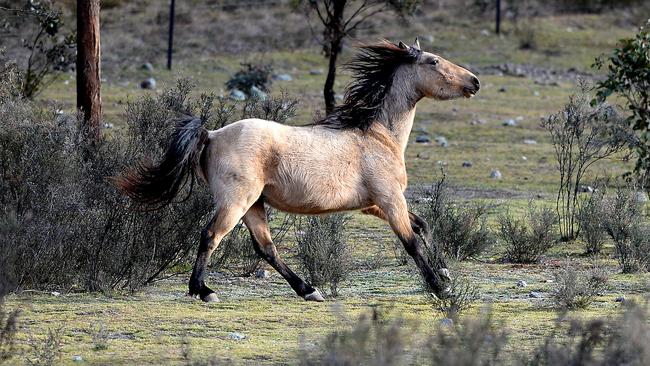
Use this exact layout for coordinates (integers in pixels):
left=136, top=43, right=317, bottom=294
left=299, top=309, right=410, bottom=366
left=603, top=187, right=650, bottom=273
left=0, top=303, right=19, bottom=364
left=552, top=263, right=609, bottom=309
left=594, top=20, right=650, bottom=190
left=0, top=76, right=301, bottom=293
left=515, top=23, right=537, bottom=50
left=391, top=239, right=410, bottom=266
left=225, top=62, right=273, bottom=96
left=429, top=275, right=480, bottom=321
left=296, top=214, right=351, bottom=297
left=25, top=327, right=63, bottom=366
left=577, top=189, right=608, bottom=255
left=498, top=202, right=556, bottom=263
left=542, top=85, right=632, bottom=240
left=416, top=174, right=493, bottom=261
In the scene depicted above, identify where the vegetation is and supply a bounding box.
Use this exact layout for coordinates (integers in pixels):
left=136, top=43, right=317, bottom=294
left=296, top=214, right=352, bottom=297
left=552, top=263, right=609, bottom=309
left=225, top=62, right=273, bottom=97
left=595, top=20, right=650, bottom=191
left=577, top=189, right=608, bottom=254
left=498, top=202, right=556, bottom=263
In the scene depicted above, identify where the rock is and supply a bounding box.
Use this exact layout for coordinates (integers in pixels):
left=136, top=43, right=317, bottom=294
left=503, top=119, right=517, bottom=127
left=529, top=291, right=543, bottom=299
left=517, top=280, right=528, bottom=288
left=437, top=160, right=448, bottom=166
left=635, top=191, right=648, bottom=203
left=51, top=291, right=61, bottom=296
left=490, top=169, right=502, bottom=179
left=227, top=332, right=246, bottom=341
left=309, top=69, right=324, bottom=75
left=521, top=156, right=528, bottom=160
left=615, top=296, right=625, bottom=303
left=72, top=355, right=83, bottom=362
left=462, top=161, right=473, bottom=168
left=250, top=86, right=268, bottom=101
left=533, top=90, right=540, bottom=96
left=103, top=123, right=114, bottom=129
left=229, top=89, right=246, bottom=101
left=435, top=136, right=448, bottom=147
left=470, top=119, right=486, bottom=125
left=140, top=77, right=156, bottom=90
left=579, top=185, right=594, bottom=193
left=523, top=139, right=537, bottom=145
left=498, top=86, right=507, bottom=92
left=273, top=73, right=292, bottom=81
left=480, top=29, right=490, bottom=36
left=515, top=116, right=524, bottom=121
left=415, top=135, right=431, bottom=143
left=439, top=318, right=454, bottom=327
left=141, top=62, right=154, bottom=71
left=254, top=269, right=270, bottom=279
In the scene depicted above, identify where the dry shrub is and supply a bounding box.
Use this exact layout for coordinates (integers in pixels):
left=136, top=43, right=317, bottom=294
left=552, top=263, right=609, bottom=309
left=416, top=174, right=493, bottom=261
left=603, top=186, right=650, bottom=273
left=0, top=75, right=299, bottom=293
left=578, top=189, right=608, bottom=255
left=498, top=202, right=556, bottom=263
left=429, top=275, right=480, bottom=321
left=296, top=214, right=351, bottom=297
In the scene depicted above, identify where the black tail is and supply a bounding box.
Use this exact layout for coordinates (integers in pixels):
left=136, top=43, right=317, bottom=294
left=112, top=116, right=208, bottom=207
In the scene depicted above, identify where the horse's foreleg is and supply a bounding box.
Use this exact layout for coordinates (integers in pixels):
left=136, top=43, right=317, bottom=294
left=375, top=198, right=450, bottom=297
left=243, top=200, right=324, bottom=302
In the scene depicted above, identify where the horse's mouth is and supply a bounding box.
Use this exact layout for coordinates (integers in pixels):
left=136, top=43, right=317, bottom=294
left=463, top=87, right=478, bottom=98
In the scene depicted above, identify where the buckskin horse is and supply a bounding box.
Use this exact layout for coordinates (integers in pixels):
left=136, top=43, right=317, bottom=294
left=114, top=39, right=480, bottom=302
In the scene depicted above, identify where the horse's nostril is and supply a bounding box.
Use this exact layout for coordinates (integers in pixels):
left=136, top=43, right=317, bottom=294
left=472, top=76, right=480, bottom=89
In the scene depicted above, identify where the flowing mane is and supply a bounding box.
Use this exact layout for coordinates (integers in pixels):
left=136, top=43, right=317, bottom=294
left=317, top=40, right=421, bottom=131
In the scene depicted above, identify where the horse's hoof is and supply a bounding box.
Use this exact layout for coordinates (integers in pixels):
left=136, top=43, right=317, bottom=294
left=202, top=292, right=220, bottom=303
left=304, top=289, right=325, bottom=302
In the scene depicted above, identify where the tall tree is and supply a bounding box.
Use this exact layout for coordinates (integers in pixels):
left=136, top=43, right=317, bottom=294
left=297, top=0, right=419, bottom=114
left=77, top=0, right=102, bottom=141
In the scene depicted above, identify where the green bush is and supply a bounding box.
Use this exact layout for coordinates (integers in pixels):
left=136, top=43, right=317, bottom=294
left=226, top=62, right=273, bottom=96
left=498, top=202, right=556, bottom=263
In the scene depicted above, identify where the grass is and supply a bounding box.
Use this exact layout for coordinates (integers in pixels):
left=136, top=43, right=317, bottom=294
left=4, top=5, right=650, bottom=365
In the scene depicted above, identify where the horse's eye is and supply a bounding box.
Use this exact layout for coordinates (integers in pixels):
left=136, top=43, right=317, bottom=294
left=429, top=58, right=439, bottom=66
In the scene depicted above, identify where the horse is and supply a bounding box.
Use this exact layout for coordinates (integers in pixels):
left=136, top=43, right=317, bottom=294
left=113, top=39, right=480, bottom=302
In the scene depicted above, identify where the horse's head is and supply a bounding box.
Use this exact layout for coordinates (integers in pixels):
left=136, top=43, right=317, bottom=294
left=399, top=39, right=480, bottom=101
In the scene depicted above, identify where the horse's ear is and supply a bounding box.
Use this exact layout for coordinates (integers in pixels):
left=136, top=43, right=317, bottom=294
left=398, top=41, right=408, bottom=50
left=412, top=37, right=421, bottom=51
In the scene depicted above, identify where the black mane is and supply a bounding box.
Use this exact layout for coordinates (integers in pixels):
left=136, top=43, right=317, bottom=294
left=317, top=40, right=421, bottom=131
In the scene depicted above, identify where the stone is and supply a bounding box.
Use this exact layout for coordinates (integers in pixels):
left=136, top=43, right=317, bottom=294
left=523, top=139, right=537, bottom=145
left=437, top=160, right=448, bottom=166
left=516, top=116, right=524, bottom=121
left=533, top=90, right=540, bottom=96
left=490, top=169, right=502, bottom=179
left=579, top=185, right=594, bottom=193
left=615, top=296, right=625, bottom=303
left=517, top=280, right=528, bottom=288
left=72, top=355, right=83, bottom=362
left=462, top=161, right=473, bottom=168
left=309, top=69, right=324, bottom=75
left=498, top=86, right=507, bottom=92
left=440, top=318, right=454, bottom=327
left=141, top=62, right=154, bottom=71
left=254, top=269, right=270, bottom=279
left=140, top=77, right=156, bottom=89
left=250, top=86, right=268, bottom=101
left=635, top=191, right=648, bottom=203
left=229, top=89, right=246, bottom=101
left=51, top=291, right=61, bottom=296
left=273, top=73, right=292, bottom=81
left=435, top=136, right=448, bottom=147
left=521, top=156, right=528, bottom=160
left=227, top=332, right=246, bottom=341
left=529, top=291, right=543, bottom=298
left=103, top=123, right=114, bottom=129
left=480, top=29, right=490, bottom=36
left=470, top=119, right=486, bottom=125
left=415, top=135, right=431, bottom=143
left=503, top=119, right=517, bottom=127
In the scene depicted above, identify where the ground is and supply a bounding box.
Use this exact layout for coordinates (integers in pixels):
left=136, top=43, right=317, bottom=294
left=3, top=3, right=650, bottom=365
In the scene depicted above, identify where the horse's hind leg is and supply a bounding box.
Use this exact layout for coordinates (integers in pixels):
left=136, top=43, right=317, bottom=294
left=242, top=199, right=324, bottom=302
left=188, top=202, right=253, bottom=302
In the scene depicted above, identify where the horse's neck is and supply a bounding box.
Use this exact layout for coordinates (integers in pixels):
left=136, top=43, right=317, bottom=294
left=377, top=76, right=421, bottom=154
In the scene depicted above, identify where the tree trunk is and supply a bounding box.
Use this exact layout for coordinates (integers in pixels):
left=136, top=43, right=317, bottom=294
left=77, top=0, right=102, bottom=142
left=323, top=0, right=345, bottom=115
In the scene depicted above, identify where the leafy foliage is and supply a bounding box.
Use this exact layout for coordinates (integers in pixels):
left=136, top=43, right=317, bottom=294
left=594, top=20, right=650, bottom=188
